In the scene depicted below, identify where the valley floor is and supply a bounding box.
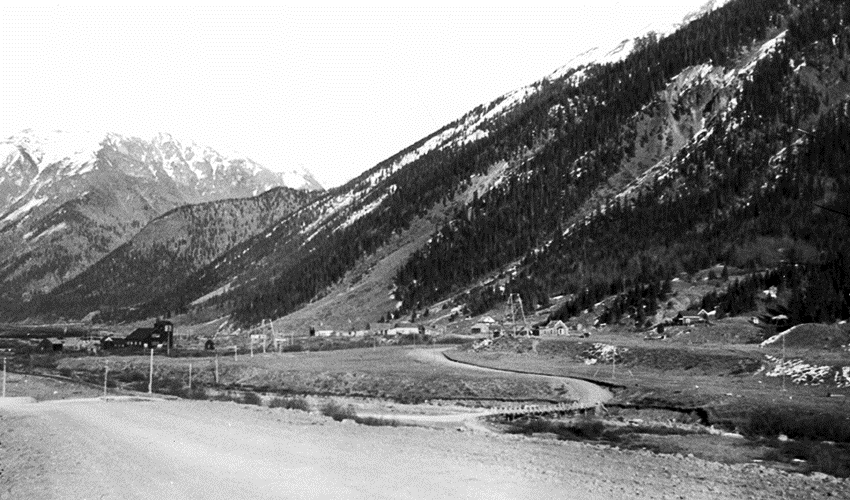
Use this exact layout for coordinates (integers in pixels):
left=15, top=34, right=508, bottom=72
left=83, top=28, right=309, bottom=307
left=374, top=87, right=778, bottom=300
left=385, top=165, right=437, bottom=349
left=2, top=396, right=847, bottom=500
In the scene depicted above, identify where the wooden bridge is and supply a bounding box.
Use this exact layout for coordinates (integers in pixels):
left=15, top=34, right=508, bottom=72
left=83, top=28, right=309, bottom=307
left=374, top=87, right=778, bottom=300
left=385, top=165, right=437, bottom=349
left=481, top=400, right=598, bottom=419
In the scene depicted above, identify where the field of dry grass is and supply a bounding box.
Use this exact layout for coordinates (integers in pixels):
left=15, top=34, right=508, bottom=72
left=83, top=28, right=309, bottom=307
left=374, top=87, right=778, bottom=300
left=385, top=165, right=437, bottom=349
left=0, top=371, right=101, bottom=401
left=56, top=346, right=578, bottom=404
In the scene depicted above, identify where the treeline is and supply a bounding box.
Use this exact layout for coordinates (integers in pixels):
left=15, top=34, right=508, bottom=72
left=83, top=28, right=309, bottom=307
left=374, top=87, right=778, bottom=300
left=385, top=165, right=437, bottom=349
left=394, top=0, right=850, bottom=324
left=28, top=186, right=316, bottom=322
left=702, top=255, right=850, bottom=326
left=395, top=0, right=792, bottom=312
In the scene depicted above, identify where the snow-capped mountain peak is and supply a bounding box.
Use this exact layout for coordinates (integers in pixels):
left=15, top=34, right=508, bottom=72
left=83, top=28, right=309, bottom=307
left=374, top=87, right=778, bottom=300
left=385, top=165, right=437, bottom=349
left=1, top=130, right=323, bottom=208
left=547, top=0, right=733, bottom=81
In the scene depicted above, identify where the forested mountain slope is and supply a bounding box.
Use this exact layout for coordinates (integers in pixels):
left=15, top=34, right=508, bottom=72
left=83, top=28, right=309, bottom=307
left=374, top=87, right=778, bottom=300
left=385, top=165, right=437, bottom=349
left=396, top=0, right=850, bottom=327
left=0, top=131, right=321, bottom=312
left=41, top=187, right=318, bottom=321
left=219, top=0, right=831, bottom=328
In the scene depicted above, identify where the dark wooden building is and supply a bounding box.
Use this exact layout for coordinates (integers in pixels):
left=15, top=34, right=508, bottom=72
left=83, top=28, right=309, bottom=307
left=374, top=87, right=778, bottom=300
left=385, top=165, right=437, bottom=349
left=125, top=320, right=174, bottom=350
left=100, top=336, right=125, bottom=350
left=38, top=338, right=64, bottom=352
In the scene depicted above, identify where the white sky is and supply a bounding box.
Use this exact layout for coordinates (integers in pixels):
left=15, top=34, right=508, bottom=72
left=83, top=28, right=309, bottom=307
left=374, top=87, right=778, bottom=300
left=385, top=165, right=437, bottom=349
left=1, top=2, right=713, bottom=188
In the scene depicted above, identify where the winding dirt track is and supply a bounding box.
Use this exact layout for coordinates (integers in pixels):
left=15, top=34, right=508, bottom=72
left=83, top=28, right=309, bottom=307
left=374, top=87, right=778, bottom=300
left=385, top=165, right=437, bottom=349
left=357, top=348, right=612, bottom=424
left=410, top=348, right=613, bottom=405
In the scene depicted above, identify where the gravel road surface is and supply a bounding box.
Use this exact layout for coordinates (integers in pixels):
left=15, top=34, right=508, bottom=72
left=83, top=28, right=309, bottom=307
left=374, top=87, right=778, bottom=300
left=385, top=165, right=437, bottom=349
left=1, top=396, right=847, bottom=499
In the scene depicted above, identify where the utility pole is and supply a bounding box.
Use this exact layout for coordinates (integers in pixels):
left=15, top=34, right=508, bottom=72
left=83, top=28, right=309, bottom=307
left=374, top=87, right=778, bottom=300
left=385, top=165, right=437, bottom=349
left=188, top=362, right=193, bottom=391
left=148, top=349, right=154, bottom=394
left=782, top=332, right=787, bottom=392
left=233, top=345, right=238, bottom=361
left=2, top=358, right=6, bottom=398
left=103, top=360, right=109, bottom=397
left=214, top=355, right=220, bottom=385
left=268, top=319, right=277, bottom=351
left=612, top=351, right=616, bottom=381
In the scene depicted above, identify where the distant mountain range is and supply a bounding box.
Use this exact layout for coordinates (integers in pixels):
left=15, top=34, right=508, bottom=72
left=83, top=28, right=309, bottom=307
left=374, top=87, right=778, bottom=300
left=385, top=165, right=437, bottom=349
left=0, top=130, right=322, bottom=309
left=6, top=0, right=850, bottom=335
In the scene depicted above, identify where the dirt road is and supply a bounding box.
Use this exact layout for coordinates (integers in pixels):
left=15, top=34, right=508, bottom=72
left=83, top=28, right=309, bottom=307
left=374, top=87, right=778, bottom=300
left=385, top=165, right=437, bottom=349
left=408, top=347, right=613, bottom=406
left=354, top=348, right=612, bottom=425
left=2, top=397, right=846, bottom=500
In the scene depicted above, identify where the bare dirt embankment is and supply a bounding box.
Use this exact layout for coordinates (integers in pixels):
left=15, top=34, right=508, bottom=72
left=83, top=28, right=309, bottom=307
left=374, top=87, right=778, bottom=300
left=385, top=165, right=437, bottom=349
left=2, top=397, right=848, bottom=500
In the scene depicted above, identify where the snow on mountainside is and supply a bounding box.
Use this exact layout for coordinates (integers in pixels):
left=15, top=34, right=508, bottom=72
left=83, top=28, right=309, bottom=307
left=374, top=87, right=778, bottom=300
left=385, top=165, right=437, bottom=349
left=0, top=129, right=323, bottom=307
left=360, top=0, right=734, bottom=195
left=1, top=130, right=321, bottom=211
left=128, top=0, right=752, bottom=327
left=549, top=0, right=733, bottom=81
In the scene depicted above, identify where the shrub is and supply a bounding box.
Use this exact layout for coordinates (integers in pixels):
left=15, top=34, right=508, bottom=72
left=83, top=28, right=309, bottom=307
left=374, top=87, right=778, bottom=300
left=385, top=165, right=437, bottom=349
left=353, top=416, right=402, bottom=427
left=432, top=336, right=473, bottom=345
left=321, top=400, right=357, bottom=421
left=211, top=392, right=240, bottom=402
left=28, top=354, right=59, bottom=370
left=507, top=417, right=605, bottom=441
left=116, top=369, right=148, bottom=384
left=507, top=416, right=604, bottom=441
left=743, top=408, right=850, bottom=443
left=397, top=393, right=426, bottom=405
left=152, top=377, right=184, bottom=396
left=182, top=386, right=208, bottom=400
left=126, top=381, right=148, bottom=392
left=269, top=396, right=311, bottom=411
left=764, top=440, right=850, bottom=478
left=241, top=392, right=263, bottom=406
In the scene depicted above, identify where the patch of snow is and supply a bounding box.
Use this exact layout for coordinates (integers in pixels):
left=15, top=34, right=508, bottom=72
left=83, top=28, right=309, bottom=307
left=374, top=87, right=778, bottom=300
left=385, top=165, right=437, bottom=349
left=337, top=193, right=388, bottom=231
left=4, top=130, right=103, bottom=175
left=731, top=30, right=787, bottom=79
left=548, top=0, right=733, bottom=82
left=73, top=161, right=95, bottom=176
left=2, top=196, right=48, bottom=223
left=191, top=281, right=235, bottom=306
left=28, top=222, right=67, bottom=242
left=764, top=354, right=836, bottom=386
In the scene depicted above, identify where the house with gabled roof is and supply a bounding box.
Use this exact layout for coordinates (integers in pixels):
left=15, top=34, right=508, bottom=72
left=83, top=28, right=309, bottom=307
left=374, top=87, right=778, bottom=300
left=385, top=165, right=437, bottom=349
left=125, top=320, right=174, bottom=349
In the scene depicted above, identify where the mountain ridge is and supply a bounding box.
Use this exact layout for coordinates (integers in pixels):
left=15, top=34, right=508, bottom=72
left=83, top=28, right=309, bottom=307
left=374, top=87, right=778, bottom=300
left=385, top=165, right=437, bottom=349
left=0, top=129, right=323, bottom=308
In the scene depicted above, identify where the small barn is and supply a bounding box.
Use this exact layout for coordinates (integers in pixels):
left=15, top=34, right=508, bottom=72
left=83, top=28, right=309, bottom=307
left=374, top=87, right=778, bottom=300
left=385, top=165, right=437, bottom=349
left=38, top=338, right=64, bottom=352
left=420, top=326, right=441, bottom=336
left=470, top=323, right=490, bottom=334
left=541, top=320, right=568, bottom=336
left=698, top=309, right=717, bottom=322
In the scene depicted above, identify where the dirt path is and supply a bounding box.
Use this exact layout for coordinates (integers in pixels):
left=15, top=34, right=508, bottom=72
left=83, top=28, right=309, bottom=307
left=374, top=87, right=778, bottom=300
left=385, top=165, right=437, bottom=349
left=1, top=397, right=846, bottom=500
left=408, top=347, right=613, bottom=405
left=348, top=348, right=610, bottom=425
